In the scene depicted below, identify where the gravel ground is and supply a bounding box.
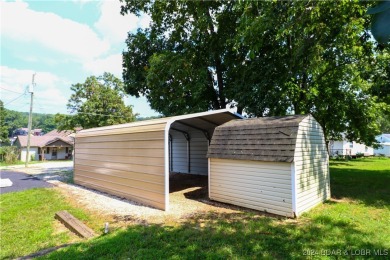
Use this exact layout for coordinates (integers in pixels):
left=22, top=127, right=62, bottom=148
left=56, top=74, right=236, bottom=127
left=2, top=161, right=245, bottom=224
left=1, top=161, right=73, bottom=175
left=50, top=174, right=242, bottom=225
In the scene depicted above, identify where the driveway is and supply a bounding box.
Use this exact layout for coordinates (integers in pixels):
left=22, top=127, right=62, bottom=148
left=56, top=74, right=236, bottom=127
left=0, top=170, right=53, bottom=194
left=0, top=161, right=73, bottom=194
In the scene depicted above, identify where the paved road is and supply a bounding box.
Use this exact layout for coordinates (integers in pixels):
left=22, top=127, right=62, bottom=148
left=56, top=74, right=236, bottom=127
left=0, top=170, right=53, bottom=194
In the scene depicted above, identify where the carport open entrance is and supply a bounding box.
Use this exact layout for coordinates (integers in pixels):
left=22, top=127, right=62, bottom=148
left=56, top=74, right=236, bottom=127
left=168, top=119, right=211, bottom=203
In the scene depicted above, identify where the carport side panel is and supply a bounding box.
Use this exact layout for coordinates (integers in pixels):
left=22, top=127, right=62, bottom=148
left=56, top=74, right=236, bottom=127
left=74, top=130, right=166, bottom=210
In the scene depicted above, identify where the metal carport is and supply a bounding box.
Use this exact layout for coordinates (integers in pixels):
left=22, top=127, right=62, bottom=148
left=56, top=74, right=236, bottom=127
left=74, top=109, right=241, bottom=210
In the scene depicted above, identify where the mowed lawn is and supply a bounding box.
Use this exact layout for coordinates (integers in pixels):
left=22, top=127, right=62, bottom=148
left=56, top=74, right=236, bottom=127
left=1, top=158, right=389, bottom=259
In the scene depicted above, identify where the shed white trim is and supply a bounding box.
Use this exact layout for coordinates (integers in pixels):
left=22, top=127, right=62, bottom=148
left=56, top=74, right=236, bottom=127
left=291, top=162, right=297, bottom=217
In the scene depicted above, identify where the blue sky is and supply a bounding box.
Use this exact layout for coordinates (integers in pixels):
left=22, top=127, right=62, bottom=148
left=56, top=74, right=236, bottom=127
left=1, top=0, right=158, bottom=117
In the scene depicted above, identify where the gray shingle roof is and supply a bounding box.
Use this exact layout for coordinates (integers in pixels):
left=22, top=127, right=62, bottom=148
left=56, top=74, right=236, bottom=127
left=207, top=115, right=308, bottom=163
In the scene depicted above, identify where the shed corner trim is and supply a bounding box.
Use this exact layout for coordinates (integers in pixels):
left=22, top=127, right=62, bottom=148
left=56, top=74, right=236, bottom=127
left=291, top=162, right=297, bottom=217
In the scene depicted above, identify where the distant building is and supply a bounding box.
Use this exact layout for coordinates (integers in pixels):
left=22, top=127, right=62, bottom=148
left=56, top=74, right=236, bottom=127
left=329, top=137, right=374, bottom=157
left=14, top=129, right=80, bottom=162
left=374, top=134, right=390, bottom=157
left=13, top=128, right=44, bottom=136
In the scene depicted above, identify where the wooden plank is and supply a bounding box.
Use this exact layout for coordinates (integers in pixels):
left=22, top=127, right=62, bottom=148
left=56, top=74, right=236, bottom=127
left=55, top=211, right=96, bottom=239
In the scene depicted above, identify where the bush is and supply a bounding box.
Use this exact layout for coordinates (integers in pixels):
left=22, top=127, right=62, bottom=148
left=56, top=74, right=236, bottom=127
left=0, top=146, right=20, bottom=164
left=356, top=152, right=364, bottom=158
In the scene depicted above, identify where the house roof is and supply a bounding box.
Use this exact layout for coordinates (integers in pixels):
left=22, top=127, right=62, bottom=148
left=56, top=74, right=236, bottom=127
left=16, top=135, right=73, bottom=148
left=207, top=114, right=309, bottom=163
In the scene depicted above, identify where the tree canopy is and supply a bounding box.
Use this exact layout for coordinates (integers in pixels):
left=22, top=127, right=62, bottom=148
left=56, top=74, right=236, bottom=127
left=0, top=101, right=10, bottom=146
left=0, top=102, right=58, bottom=141
left=121, top=0, right=390, bottom=145
left=56, top=73, right=136, bottom=130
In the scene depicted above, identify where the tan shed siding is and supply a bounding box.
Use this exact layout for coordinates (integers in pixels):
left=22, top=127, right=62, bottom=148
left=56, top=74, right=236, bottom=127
left=74, top=127, right=166, bottom=210
left=294, top=116, right=330, bottom=216
left=210, top=158, right=294, bottom=217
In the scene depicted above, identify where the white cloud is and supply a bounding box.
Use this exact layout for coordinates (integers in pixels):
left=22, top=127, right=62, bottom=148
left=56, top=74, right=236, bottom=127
left=94, top=0, right=150, bottom=45
left=83, top=54, right=123, bottom=77
left=1, top=1, right=110, bottom=61
left=1, top=66, right=70, bottom=114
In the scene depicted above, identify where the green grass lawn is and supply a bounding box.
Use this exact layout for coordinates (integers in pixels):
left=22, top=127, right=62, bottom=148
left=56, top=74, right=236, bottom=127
left=0, top=188, right=105, bottom=259
left=1, top=158, right=389, bottom=259
left=37, top=157, right=389, bottom=259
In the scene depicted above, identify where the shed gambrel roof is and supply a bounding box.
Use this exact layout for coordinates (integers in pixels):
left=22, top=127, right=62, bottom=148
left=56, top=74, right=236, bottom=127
left=207, top=115, right=309, bottom=163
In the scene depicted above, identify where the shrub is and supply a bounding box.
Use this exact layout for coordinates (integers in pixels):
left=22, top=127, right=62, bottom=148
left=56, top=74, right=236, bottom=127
left=1, top=146, right=19, bottom=164
left=356, top=152, right=364, bottom=158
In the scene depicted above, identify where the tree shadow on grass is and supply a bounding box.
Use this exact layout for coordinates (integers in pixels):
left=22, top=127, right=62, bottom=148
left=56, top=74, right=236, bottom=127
left=330, top=167, right=390, bottom=208
left=40, top=211, right=385, bottom=260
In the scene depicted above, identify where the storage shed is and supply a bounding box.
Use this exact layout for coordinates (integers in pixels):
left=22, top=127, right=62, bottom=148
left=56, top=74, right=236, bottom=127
left=74, top=109, right=242, bottom=211
left=207, top=114, right=330, bottom=217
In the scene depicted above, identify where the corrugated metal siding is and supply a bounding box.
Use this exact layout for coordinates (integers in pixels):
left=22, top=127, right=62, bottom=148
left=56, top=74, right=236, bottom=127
left=170, top=129, right=208, bottom=175
left=294, top=115, right=330, bottom=216
left=74, top=125, right=166, bottom=210
left=170, top=130, right=187, bottom=173
left=189, top=130, right=208, bottom=175
left=210, top=158, right=294, bottom=217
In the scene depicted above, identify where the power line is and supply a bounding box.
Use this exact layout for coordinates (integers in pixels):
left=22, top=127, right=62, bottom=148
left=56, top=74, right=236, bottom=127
left=6, top=102, right=30, bottom=111
left=4, top=93, right=27, bottom=105
left=0, top=87, right=25, bottom=95
left=74, top=111, right=131, bottom=118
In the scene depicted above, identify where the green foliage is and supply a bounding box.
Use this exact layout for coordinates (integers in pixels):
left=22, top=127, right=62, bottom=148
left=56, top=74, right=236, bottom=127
left=121, top=1, right=241, bottom=114
left=0, top=189, right=103, bottom=259
left=1, top=105, right=57, bottom=137
left=56, top=72, right=137, bottom=130
left=234, top=1, right=388, bottom=146
left=0, top=146, right=20, bottom=164
left=0, top=100, right=10, bottom=145
left=121, top=1, right=389, bottom=146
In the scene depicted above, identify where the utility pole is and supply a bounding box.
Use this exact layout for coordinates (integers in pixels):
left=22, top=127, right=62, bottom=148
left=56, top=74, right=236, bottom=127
left=25, top=73, right=35, bottom=167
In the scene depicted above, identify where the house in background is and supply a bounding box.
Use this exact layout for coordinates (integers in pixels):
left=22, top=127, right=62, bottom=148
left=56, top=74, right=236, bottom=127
left=13, top=128, right=44, bottom=136
left=14, top=129, right=76, bottom=162
left=329, top=137, right=374, bottom=157
left=374, top=134, right=390, bottom=157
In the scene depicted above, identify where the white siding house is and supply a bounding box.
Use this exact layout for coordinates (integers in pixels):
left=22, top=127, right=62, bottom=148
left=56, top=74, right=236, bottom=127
left=330, top=139, right=374, bottom=157
left=374, top=134, right=390, bottom=157
left=207, top=115, right=330, bottom=218
left=15, top=135, right=73, bottom=162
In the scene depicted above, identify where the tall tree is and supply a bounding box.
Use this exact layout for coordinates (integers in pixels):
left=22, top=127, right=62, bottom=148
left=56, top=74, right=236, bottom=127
left=121, top=0, right=389, bottom=146
left=0, top=100, right=10, bottom=146
left=56, top=73, right=136, bottom=130
left=121, top=1, right=242, bottom=115
left=233, top=1, right=388, bottom=145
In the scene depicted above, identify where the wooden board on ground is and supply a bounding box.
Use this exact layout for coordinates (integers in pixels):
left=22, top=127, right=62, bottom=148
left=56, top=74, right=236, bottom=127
left=55, top=210, right=96, bottom=239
